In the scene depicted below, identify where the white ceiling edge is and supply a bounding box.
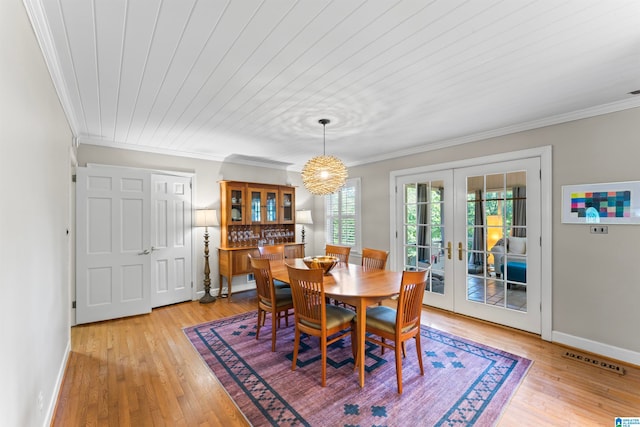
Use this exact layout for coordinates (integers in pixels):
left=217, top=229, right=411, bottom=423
left=23, top=0, right=82, bottom=137
left=78, top=137, right=293, bottom=171
left=347, top=97, right=640, bottom=167
left=80, top=96, right=640, bottom=172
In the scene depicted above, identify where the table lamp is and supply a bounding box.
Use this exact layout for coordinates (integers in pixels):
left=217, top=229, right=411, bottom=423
left=296, top=210, right=313, bottom=243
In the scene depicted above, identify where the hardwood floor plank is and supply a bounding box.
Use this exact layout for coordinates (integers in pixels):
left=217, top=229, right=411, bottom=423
left=52, top=291, right=639, bottom=426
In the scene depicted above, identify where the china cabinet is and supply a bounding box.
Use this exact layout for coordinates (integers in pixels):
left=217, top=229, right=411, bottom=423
left=218, top=181, right=304, bottom=300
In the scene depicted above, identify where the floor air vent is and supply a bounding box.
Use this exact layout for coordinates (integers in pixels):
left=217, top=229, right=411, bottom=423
left=562, top=350, right=625, bottom=375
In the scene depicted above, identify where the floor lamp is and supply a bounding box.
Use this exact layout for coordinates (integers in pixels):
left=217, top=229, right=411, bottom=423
left=296, top=210, right=313, bottom=244
left=195, top=209, right=218, bottom=304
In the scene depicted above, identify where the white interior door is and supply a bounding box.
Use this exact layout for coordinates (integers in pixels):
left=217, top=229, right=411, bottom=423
left=453, top=157, right=541, bottom=333
left=396, top=171, right=454, bottom=310
left=76, top=167, right=151, bottom=324
left=150, top=174, right=192, bottom=307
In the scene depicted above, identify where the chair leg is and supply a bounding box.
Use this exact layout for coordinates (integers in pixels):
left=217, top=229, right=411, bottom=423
left=415, top=334, right=424, bottom=376
left=395, top=342, right=403, bottom=394
left=321, top=339, right=328, bottom=387
left=292, top=327, right=300, bottom=371
left=256, top=309, right=263, bottom=340
left=271, top=311, right=277, bottom=352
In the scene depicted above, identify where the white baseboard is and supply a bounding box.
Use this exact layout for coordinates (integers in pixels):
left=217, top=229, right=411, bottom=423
left=45, top=339, right=71, bottom=426
left=552, top=331, right=640, bottom=367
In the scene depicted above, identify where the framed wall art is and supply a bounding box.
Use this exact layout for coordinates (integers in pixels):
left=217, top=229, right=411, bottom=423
left=561, top=181, right=640, bottom=224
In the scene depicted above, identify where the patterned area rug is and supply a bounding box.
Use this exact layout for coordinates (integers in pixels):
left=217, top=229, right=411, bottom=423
left=184, top=311, right=531, bottom=426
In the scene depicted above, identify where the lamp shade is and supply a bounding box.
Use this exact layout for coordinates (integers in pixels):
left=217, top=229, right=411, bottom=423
left=301, top=118, right=348, bottom=195
left=301, top=155, right=348, bottom=195
left=296, top=210, right=313, bottom=225
left=195, top=209, right=218, bottom=227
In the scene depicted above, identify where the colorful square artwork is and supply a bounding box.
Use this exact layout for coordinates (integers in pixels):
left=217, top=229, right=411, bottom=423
left=570, top=191, right=630, bottom=218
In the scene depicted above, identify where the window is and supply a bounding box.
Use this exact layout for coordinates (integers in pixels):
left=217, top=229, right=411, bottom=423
left=325, top=177, right=361, bottom=252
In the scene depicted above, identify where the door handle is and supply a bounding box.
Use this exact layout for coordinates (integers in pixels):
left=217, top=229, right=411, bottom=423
left=447, top=241, right=452, bottom=260
left=138, top=249, right=150, bottom=255
left=458, top=242, right=463, bottom=261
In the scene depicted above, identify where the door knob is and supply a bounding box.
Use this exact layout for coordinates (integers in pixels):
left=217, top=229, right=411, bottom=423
left=458, top=242, right=463, bottom=261
left=447, top=241, right=452, bottom=260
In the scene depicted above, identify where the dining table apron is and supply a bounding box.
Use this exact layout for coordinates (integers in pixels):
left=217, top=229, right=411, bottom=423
left=270, top=258, right=403, bottom=388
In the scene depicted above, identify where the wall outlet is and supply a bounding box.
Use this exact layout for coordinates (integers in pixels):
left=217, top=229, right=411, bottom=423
left=37, top=391, right=44, bottom=411
left=590, top=225, right=608, bottom=234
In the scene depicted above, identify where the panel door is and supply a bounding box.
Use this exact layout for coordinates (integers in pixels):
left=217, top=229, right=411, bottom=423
left=76, top=167, right=151, bottom=324
left=150, top=174, right=193, bottom=308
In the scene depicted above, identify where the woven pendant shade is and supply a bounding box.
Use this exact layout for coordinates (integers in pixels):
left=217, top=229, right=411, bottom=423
left=301, top=119, right=348, bottom=196
left=301, top=155, right=348, bottom=195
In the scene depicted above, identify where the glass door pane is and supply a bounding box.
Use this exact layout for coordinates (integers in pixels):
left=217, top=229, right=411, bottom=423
left=398, top=171, right=453, bottom=311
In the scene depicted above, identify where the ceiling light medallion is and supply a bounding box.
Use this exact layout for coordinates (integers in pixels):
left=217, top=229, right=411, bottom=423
left=301, top=119, right=348, bottom=195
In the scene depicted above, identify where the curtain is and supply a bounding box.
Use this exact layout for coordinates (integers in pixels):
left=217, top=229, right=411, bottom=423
left=470, top=190, right=484, bottom=266
left=417, top=183, right=430, bottom=262
left=512, top=186, right=526, bottom=237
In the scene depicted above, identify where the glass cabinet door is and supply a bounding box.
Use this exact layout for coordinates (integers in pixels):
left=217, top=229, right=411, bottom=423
left=249, top=188, right=279, bottom=224
left=228, top=185, right=245, bottom=224
left=280, top=188, right=295, bottom=223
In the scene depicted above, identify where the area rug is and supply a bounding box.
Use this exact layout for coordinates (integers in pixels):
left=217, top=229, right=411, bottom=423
left=184, top=311, right=531, bottom=427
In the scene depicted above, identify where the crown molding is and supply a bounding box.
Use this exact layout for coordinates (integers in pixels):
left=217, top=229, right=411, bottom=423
left=78, top=137, right=292, bottom=170
left=22, top=0, right=81, bottom=137
left=347, top=98, right=640, bottom=167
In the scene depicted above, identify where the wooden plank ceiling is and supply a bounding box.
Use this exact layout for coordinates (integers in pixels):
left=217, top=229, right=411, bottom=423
left=24, top=0, right=640, bottom=168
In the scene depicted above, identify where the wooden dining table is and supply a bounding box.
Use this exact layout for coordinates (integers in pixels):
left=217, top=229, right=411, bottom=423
left=270, top=258, right=403, bottom=388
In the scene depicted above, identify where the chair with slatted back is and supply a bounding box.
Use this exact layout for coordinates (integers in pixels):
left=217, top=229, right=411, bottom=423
left=286, top=264, right=356, bottom=387
left=258, top=244, right=285, bottom=260
left=361, top=248, right=389, bottom=270
left=325, top=244, right=351, bottom=264
left=249, top=254, right=294, bottom=352
left=258, top=244, right=289, bottom=287
left=363, top=268, right=430, bottom=394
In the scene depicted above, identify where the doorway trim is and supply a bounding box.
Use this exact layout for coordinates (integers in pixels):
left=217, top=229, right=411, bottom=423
left=390, top=146, right=552, bottom=340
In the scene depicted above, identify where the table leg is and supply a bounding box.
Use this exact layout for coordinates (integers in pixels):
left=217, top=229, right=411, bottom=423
left=357, top=299, right=366, bottom=388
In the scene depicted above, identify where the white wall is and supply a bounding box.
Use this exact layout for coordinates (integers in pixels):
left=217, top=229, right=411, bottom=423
left=0, top=1, right=73, bottom=425
left=349, top=107, right=640, bottom=363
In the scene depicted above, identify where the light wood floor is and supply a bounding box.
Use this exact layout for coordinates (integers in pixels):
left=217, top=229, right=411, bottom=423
left=53, top=290, right=640, bottom=426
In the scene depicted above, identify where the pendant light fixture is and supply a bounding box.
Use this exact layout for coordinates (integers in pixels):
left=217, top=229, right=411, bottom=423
left=301, top=119, right=348, bottom=195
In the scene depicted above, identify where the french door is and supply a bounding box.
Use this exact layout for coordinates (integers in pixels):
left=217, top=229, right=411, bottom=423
left=397, top=171, right=454, bottom=311
left=453, top=158, right=540, bottom=333
left=396, top=157, right=542, bottom=333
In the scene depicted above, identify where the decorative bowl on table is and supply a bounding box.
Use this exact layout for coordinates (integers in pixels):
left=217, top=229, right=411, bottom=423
left=303, top=256, right=340, bottom=275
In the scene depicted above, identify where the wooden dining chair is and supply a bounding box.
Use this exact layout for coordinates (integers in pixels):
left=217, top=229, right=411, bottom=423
left=363, top=268, right=429, bottom=394
left=258, top=244, right=285, bottom=260
left=258, top=244, right=289, bottom=287
left=286, top=264, right=356, bottom=387
left=325, top=244, right=351, bottom=263
left=249, top=255, right=294, bottom=352
left=361, top=248, right=389, bottom=270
